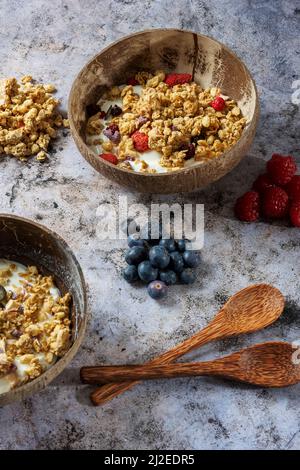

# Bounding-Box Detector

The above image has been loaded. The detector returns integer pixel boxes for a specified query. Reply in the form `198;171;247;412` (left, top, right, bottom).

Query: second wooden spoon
84;284;284;405
83;342;299;388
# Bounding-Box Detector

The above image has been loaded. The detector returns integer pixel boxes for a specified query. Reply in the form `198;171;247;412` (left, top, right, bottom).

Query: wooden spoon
86;284;284;405
82;342;299;388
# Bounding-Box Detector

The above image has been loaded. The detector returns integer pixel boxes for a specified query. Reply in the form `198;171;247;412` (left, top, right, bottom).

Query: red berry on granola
127;77;139;86
164;73;192;87
234;191;260;222
262;186;289;219
285;175;300;202
252;173;274;194
99;153;118;165
289;200;300;227
131;131;149;152
211;96;226;111
266;153;297;186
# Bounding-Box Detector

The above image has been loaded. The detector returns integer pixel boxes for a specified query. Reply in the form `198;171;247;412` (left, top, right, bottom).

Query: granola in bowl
0;259;71;394
86;71;247;173
0;76;69;162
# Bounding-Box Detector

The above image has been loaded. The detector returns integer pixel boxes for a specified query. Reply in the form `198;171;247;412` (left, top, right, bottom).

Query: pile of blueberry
122;220;200;299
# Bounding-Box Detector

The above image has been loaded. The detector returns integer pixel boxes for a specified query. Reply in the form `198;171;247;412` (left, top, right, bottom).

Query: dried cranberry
86;103;99;117
137;116;149;126
185;144;195;159
127;77;139;86
108;123;119;133
110;104;123;117
103;123;121;144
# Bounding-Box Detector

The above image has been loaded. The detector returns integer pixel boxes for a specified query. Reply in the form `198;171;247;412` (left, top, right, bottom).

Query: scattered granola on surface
0;259;71;394
86;71;247;173
0;76;69;162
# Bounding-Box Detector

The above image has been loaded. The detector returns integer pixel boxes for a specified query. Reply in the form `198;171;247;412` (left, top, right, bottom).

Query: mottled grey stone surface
0;0;300;450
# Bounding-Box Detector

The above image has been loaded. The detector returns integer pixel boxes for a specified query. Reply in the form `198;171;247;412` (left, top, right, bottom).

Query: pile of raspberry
235;153;300;227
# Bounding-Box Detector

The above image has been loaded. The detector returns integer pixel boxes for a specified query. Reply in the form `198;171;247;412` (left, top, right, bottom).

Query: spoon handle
81;357;239;384
88;318;230;405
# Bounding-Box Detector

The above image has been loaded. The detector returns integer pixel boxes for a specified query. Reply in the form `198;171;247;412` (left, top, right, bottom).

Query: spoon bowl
215;283;285;335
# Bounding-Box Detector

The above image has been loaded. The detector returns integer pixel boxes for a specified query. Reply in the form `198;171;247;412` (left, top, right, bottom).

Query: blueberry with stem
148;280;167;299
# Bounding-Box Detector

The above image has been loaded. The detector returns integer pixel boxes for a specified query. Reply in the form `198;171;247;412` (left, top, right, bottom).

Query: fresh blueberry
159;270;177;285
182;250;200;268
120;217;140;236
147;280;167;299
149;246;170;269
159;238;176;252
180;269;196;284
127;233;145;248
169;251;184;273
125;246;147;265
110;104;123;117
176;239;186;252
138;261;158;283
122;265;139;283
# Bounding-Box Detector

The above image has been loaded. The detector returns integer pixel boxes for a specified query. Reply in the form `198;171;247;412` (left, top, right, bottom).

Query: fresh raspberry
289;201;300;227
252;173;274;194
266;153;297;185
234;191;260;222
262;187;289;219
164;73;192;87
285;175;300;202
99;153;118;165
99;111;106;119
131;131;149;152
127;77;139;86
210;96;226;111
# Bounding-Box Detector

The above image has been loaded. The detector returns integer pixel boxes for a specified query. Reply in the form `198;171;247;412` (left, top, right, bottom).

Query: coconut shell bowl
0;214;87;406
68;29;259;194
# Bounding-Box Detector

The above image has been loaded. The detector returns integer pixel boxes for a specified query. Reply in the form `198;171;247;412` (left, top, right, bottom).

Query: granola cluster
0;76;69;162
86;71;246;172
0;262;71;389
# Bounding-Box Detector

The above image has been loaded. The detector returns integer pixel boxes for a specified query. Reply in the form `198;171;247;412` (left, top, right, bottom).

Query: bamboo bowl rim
0;213;88;406
68;28;259;179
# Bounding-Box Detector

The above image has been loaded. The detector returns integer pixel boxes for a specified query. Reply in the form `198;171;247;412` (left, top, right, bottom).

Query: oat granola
86;71;247;173
0;259;71;393
0;76;69;162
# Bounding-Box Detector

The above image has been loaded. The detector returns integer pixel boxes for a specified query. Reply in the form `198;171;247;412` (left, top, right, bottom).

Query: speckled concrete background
0;0;300;450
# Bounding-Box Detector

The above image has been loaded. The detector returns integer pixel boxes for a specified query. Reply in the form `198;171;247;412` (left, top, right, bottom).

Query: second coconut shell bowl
0;214;87;406
69;29;259;194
